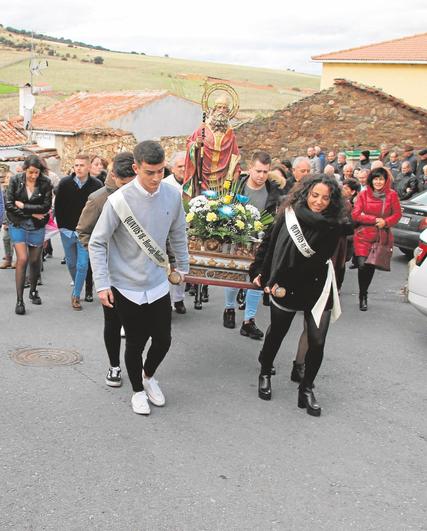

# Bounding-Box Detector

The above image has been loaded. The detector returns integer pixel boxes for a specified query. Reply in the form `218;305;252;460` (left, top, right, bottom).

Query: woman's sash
284;207;341;326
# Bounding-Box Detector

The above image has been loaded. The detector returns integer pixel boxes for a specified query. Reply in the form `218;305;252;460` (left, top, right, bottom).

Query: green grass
0;81;18;94
0;26;320;118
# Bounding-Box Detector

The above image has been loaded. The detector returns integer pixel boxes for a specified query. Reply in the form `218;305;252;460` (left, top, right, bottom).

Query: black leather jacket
6;173;53;228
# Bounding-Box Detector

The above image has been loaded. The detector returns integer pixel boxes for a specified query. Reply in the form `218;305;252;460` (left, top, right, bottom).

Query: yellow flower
223;195;233;204
206;212;218;222
236;204;245;213
223;180;231;190
254;221;264;231
186;212;195;222
235;219;245;230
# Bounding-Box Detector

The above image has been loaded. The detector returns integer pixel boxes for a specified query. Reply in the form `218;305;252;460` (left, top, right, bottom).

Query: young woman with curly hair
250;175;349;416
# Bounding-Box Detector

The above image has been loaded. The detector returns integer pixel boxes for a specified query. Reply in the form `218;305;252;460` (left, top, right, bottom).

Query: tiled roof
333;78;427;118
312;33;427;63
0;120;27;147
31;90;170;133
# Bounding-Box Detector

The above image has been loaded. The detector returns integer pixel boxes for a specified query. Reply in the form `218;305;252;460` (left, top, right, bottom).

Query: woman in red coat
352;167;401;311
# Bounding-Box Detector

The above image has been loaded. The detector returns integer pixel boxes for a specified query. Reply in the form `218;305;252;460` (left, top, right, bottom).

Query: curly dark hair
367;167;389;189
278;174;346;221
22;155;46;174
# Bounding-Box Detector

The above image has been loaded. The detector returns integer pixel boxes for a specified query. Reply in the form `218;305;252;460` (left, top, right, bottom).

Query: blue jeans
60;231;89;297
224;288;262;321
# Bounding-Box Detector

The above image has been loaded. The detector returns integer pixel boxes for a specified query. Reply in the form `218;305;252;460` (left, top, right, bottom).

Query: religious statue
183;83;241;197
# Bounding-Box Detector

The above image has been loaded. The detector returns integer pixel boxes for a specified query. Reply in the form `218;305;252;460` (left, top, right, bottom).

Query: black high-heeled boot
15;299;26;315
258;374;271;400
359;293;368;311
298;385;321;416
290;361;305;382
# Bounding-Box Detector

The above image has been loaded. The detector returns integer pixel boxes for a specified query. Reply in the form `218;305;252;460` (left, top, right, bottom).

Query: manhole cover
10;348;82;367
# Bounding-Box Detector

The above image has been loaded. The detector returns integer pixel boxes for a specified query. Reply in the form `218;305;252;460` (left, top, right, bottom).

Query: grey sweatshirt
89;179;189;293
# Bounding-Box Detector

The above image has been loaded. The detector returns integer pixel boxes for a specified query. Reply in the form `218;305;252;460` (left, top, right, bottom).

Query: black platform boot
258;374;271;400
359;293;368;311
298;385;321;416
15;299;26;315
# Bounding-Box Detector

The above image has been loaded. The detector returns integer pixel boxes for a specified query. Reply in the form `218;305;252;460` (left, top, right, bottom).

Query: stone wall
235;79;427;167
160;135;187;163
60;129;136;173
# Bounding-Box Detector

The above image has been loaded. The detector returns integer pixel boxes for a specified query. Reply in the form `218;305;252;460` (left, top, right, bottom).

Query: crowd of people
1;139;426;418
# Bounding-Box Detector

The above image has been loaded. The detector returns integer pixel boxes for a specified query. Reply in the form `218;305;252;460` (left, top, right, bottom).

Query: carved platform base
184;247;260;289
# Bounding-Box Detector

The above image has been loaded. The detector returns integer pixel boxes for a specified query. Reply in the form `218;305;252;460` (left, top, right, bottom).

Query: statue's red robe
183;123;240;197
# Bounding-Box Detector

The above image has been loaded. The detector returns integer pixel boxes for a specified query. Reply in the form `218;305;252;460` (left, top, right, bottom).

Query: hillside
0;25;320;121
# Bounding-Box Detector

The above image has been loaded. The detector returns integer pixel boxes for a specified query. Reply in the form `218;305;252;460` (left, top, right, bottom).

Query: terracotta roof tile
312;32;427;63
0;121;28;147
31;90;170;133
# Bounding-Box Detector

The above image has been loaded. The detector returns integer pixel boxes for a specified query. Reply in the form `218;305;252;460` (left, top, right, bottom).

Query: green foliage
0;82;18;94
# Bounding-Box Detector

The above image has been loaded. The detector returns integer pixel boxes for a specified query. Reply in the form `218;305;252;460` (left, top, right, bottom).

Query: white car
408;228;427;317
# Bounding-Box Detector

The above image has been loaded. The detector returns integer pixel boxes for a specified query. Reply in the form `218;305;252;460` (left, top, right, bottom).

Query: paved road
0;240;426;530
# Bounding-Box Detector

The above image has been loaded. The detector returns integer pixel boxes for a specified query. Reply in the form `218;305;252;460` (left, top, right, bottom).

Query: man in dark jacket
416;149;427;179
394;161;422;200
55;153;102;310
402;145;417;175
223;150;280;339
385;151;401;178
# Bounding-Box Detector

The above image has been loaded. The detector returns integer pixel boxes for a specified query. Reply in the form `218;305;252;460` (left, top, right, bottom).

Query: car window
411;191;427;205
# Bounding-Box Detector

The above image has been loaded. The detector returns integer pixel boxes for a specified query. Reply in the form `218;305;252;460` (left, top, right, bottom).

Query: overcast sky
1;0;426;74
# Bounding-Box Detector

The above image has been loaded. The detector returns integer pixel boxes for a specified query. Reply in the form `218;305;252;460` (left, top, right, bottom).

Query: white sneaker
131;391;151;415
143;376;165;406
120;326;126;338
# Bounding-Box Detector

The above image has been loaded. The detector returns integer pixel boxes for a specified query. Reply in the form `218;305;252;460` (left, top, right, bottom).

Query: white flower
245;204;261;220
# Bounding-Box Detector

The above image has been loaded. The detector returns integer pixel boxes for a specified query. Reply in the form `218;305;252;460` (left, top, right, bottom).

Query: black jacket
5;173;53;228
238;174;281;215
250;208;346;311
55;174;102;230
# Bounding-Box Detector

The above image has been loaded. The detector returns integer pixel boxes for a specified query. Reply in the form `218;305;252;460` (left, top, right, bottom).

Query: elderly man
326;150;337;169
416;149;427;178
183;96;240;196
336;152;347;178
394;161;422;200
342;163;354;181
385;151;401;178
285;156;311;192
402;145;417;174
379;143;390;164
163;151;187;314
306;146;321;176
356;169;369;191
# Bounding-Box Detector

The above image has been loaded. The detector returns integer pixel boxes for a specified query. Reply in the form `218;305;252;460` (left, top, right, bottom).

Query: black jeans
112;289;172;392
102;304;122;368
259;304;331;387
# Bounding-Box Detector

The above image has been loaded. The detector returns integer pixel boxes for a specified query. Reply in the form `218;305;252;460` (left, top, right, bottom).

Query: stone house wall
235;79;427;166
60;129;136;173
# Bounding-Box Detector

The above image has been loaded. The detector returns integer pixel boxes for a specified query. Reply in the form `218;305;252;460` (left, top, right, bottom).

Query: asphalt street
0;239;426;530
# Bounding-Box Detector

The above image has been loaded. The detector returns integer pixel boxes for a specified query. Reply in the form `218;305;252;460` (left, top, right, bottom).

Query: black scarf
266;205;341;287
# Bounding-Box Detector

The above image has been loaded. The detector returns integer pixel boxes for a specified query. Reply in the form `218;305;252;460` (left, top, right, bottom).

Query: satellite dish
23;93;36;110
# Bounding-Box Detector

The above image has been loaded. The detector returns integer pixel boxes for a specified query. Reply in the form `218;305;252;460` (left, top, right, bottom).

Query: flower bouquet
184;181;274;288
